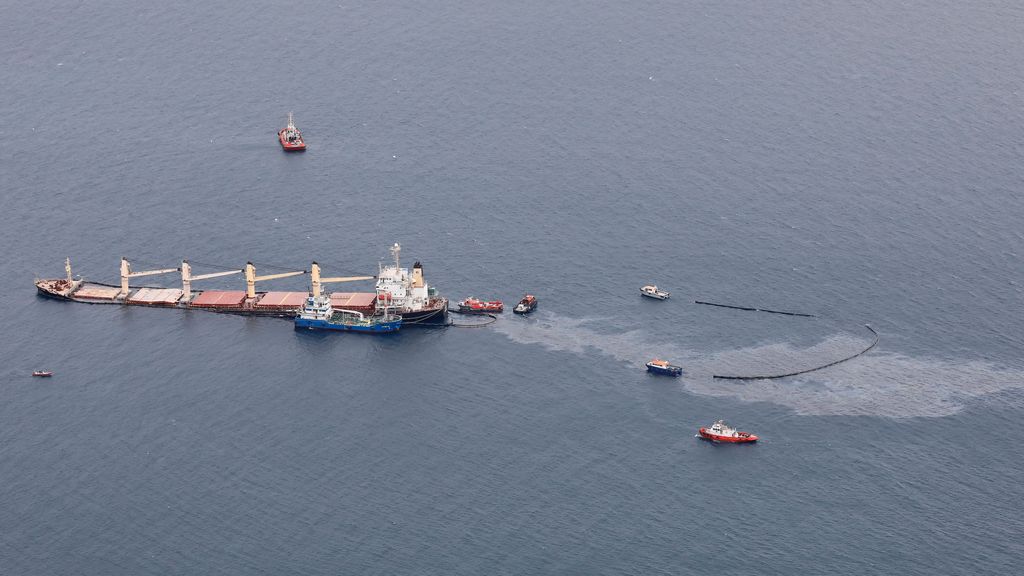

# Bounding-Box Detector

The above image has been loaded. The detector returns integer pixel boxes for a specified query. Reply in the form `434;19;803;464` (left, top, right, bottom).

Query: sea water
1;1;1022;574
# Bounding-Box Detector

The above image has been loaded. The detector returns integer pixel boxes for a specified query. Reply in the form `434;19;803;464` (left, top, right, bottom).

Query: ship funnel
412;261;424;288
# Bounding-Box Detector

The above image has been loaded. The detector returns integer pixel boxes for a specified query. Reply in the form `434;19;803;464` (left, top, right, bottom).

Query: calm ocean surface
2;1;1023;574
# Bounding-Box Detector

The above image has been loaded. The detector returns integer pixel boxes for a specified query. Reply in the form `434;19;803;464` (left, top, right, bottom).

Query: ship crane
120;257;179;297
309;262;374;298
244;262;305;299
180;260;243;302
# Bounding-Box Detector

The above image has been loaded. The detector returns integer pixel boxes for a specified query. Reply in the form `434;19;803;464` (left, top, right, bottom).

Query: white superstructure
707;420;740;438
640;285;670;300
282;112;301;141
299;295;334;321
376;243;434;313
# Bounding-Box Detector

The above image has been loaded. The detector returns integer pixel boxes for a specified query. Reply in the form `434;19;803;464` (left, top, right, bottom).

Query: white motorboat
640;285;670;300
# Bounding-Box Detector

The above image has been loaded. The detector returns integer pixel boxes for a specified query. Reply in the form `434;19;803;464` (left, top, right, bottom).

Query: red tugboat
278;112;306;151
698;420;758;443
457;297;503;314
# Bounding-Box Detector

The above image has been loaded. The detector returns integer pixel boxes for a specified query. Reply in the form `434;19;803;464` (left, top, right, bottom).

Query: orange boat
278;112;306;151
457;297;503;314
698;420;758;443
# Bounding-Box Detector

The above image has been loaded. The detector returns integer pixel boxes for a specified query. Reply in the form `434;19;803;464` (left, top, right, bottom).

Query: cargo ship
278;112;306;151
35;244;449;326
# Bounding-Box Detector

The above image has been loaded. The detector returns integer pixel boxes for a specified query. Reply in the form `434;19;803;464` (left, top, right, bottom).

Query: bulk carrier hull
35;279;449;324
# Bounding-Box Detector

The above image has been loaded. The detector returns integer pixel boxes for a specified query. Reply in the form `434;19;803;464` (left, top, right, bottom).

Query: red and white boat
457;297;503;314
698;420;758;443
278;112;306;151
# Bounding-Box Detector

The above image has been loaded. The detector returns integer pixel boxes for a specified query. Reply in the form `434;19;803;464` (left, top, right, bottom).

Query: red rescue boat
278;112;306;151
698;420;758;443
457;297;503;314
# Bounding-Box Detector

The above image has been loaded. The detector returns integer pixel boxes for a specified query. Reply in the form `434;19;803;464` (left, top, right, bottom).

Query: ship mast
391;243;401;269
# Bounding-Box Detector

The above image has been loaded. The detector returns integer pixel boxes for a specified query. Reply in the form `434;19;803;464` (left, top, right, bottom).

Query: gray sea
2;1;1023;574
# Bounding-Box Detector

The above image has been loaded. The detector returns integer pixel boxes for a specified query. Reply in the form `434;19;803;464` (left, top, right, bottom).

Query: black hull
398;302;449;326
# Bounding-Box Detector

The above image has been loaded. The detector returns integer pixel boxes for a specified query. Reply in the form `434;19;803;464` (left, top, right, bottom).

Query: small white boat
640;285;670;300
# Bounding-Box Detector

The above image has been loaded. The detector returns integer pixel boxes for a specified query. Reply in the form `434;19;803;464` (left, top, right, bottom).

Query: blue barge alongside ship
294;296;402;333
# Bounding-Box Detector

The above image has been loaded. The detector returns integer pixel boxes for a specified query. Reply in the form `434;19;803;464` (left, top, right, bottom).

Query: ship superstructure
374;243;448;325
278;112;306;151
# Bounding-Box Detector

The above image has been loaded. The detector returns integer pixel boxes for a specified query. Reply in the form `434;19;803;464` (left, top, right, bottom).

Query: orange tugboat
278;112;306;151
457;297;503;314
698;420;758;443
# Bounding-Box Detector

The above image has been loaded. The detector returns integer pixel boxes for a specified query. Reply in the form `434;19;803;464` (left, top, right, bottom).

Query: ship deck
45;281;382;313
128;287;184;306
330;292;377;311
190;290;247;308
255;291;308;309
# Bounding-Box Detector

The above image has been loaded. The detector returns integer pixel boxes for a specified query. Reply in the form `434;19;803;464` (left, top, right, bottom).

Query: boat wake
493;312;1024;418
